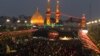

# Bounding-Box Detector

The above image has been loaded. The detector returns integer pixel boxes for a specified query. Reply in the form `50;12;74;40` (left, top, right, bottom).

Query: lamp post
6;19;10;31
24;20;28;29
16;20;21;30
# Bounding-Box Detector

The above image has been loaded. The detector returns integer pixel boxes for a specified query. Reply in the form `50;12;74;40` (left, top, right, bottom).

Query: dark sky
0;0;100;19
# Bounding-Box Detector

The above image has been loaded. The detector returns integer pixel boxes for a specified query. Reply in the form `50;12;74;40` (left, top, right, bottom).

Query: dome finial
48;0;50;2
82;14;86;19
82;14;85;17
57;0;59;4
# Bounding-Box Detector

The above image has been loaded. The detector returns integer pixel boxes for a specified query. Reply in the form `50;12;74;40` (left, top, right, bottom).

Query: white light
86;23;89;25
6;19;10;22
57;0;59;4
49;39;55;41
94;20;97;23
33;37;37;39
60;36;72;40
90;22;92;24
87;22;92;25
91;21;94;24
33;25;37;27
86;22;90;25
24;20;27;23
17;20;20;23
81;30;88;34
0;25;2;27
99;19;100;22
48;0;50;2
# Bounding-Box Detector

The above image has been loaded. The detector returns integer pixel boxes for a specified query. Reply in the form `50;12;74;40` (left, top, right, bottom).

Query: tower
55;0;60;23
46;0;51;25
81;14;86;29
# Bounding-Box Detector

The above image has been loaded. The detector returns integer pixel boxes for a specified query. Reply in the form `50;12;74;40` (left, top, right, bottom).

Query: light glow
57;0;59;4
60;36;72;40
91;21;94;24
99;19;100;22
6;19;10;22
81;30;88;34
48;0;50;2
24;20;27;23
94;20;97;23
17;20;20;23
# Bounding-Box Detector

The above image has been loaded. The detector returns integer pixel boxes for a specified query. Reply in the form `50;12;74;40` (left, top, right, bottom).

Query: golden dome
31;8;44;26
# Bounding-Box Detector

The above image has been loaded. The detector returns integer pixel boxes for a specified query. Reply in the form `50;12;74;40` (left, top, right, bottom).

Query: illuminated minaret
55;0;60;23
81;14;86;29
46;0;51;25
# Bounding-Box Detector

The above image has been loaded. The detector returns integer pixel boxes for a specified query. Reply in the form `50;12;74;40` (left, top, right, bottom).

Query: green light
26;24;32;26
51;24;55;28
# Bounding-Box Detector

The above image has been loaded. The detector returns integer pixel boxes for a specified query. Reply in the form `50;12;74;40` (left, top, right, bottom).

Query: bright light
94;20;97;23
33;25;37;28
24;20;27;23
59;36;72;40
91;21;94;24
30;20;33;24
57;0;59;4
90;22;92;24
17;20;20;23
49;39;55;41
99;19;100;22
81;30;88;34
6;19;10;22
86;22;90;25
48;0;50;2
33;37;37;39
87;22;92;25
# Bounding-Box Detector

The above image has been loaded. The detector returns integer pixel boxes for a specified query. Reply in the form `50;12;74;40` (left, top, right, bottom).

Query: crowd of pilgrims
0;36;93;56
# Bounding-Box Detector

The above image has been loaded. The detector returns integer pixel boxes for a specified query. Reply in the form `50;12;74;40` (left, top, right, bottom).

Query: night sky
0;0;100;19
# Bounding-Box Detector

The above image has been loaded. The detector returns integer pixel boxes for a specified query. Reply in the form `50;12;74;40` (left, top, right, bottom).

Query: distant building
31;8;44;26
31;0;61;26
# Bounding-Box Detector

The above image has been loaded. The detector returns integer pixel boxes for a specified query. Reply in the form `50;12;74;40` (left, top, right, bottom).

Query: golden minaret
46;0;51;25
55;0;60;23
81;14;86;29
